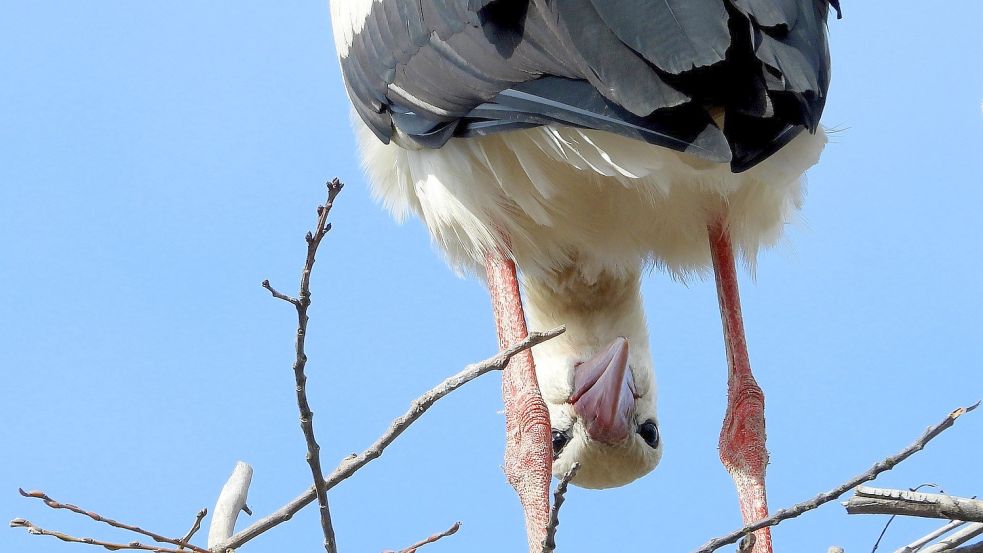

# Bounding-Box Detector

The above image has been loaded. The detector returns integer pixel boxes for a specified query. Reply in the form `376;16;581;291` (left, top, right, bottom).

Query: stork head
538;335;662;488
524;267;662;489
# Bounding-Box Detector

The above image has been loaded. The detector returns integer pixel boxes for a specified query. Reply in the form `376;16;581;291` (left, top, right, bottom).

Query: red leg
708;221;772;553
485;248;552;553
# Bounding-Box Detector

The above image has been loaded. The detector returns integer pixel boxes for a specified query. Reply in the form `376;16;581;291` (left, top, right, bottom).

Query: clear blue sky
2;3;982;552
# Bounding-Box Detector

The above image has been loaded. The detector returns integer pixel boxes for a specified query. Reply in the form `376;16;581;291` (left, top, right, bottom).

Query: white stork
329;1;839;551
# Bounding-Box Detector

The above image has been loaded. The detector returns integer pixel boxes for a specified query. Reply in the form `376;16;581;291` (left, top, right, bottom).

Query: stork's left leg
484;248;553;553
708;220;772;553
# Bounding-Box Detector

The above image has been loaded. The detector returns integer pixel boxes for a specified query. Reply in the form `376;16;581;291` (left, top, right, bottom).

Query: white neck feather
522;267;655;405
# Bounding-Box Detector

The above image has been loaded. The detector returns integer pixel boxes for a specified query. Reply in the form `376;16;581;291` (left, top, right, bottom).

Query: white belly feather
356;118;826;281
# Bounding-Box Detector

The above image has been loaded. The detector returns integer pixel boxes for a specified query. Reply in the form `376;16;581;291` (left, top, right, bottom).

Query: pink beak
569;337;636;445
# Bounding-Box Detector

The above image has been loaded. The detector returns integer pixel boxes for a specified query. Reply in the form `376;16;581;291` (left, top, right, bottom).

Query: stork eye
638;420;660;448
551;429;571;458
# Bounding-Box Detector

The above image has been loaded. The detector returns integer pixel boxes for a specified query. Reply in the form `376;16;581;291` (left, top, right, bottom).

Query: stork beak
570;337;635;445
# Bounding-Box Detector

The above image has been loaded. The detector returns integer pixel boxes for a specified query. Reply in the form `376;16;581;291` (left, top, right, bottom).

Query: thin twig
178;509;207;550
872;515;899;553
896;520;969;553
212;325;565;552
264;178;344;553
261;281;299;305
15;489;209;553
10;519;194;553
692;402;980;553
542;462;580;553
847;487;983;523
384;521;462;553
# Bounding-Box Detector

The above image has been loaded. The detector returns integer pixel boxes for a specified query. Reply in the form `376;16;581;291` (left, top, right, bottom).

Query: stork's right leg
485;248;553;553
708;221;772;553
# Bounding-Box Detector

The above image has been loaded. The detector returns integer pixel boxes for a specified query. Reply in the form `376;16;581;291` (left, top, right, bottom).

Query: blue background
3;3;982;552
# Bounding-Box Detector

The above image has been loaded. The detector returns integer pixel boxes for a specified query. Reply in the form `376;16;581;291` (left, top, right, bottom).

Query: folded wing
334;0;836;171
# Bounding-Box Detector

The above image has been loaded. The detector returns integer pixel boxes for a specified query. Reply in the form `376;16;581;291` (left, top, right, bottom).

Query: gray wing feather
588;0;730;73
336;0;837;169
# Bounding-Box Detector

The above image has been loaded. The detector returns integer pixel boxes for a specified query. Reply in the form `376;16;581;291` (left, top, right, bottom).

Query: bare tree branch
10;519;197;553
178;509;207;551
542;463;580;553
692;402;980;553
207;462;253;549
846;487;983;523
212;325;565;552
920;524;983;553
263;178;344;553
384;521;461;553
15;489;208;553
896;520;969;553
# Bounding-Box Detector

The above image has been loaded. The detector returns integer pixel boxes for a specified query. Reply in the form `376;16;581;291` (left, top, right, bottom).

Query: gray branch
263;177;344;553
896;520;970;553
920;524;983;553
951;540;983;553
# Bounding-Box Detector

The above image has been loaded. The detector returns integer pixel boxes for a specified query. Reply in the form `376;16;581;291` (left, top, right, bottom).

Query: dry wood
920;523;983;553
845;487;983;523
207;462;253;548
896;520;969;553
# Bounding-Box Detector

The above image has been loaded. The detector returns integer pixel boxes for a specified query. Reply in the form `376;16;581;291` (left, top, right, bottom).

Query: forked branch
263;178;344;553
